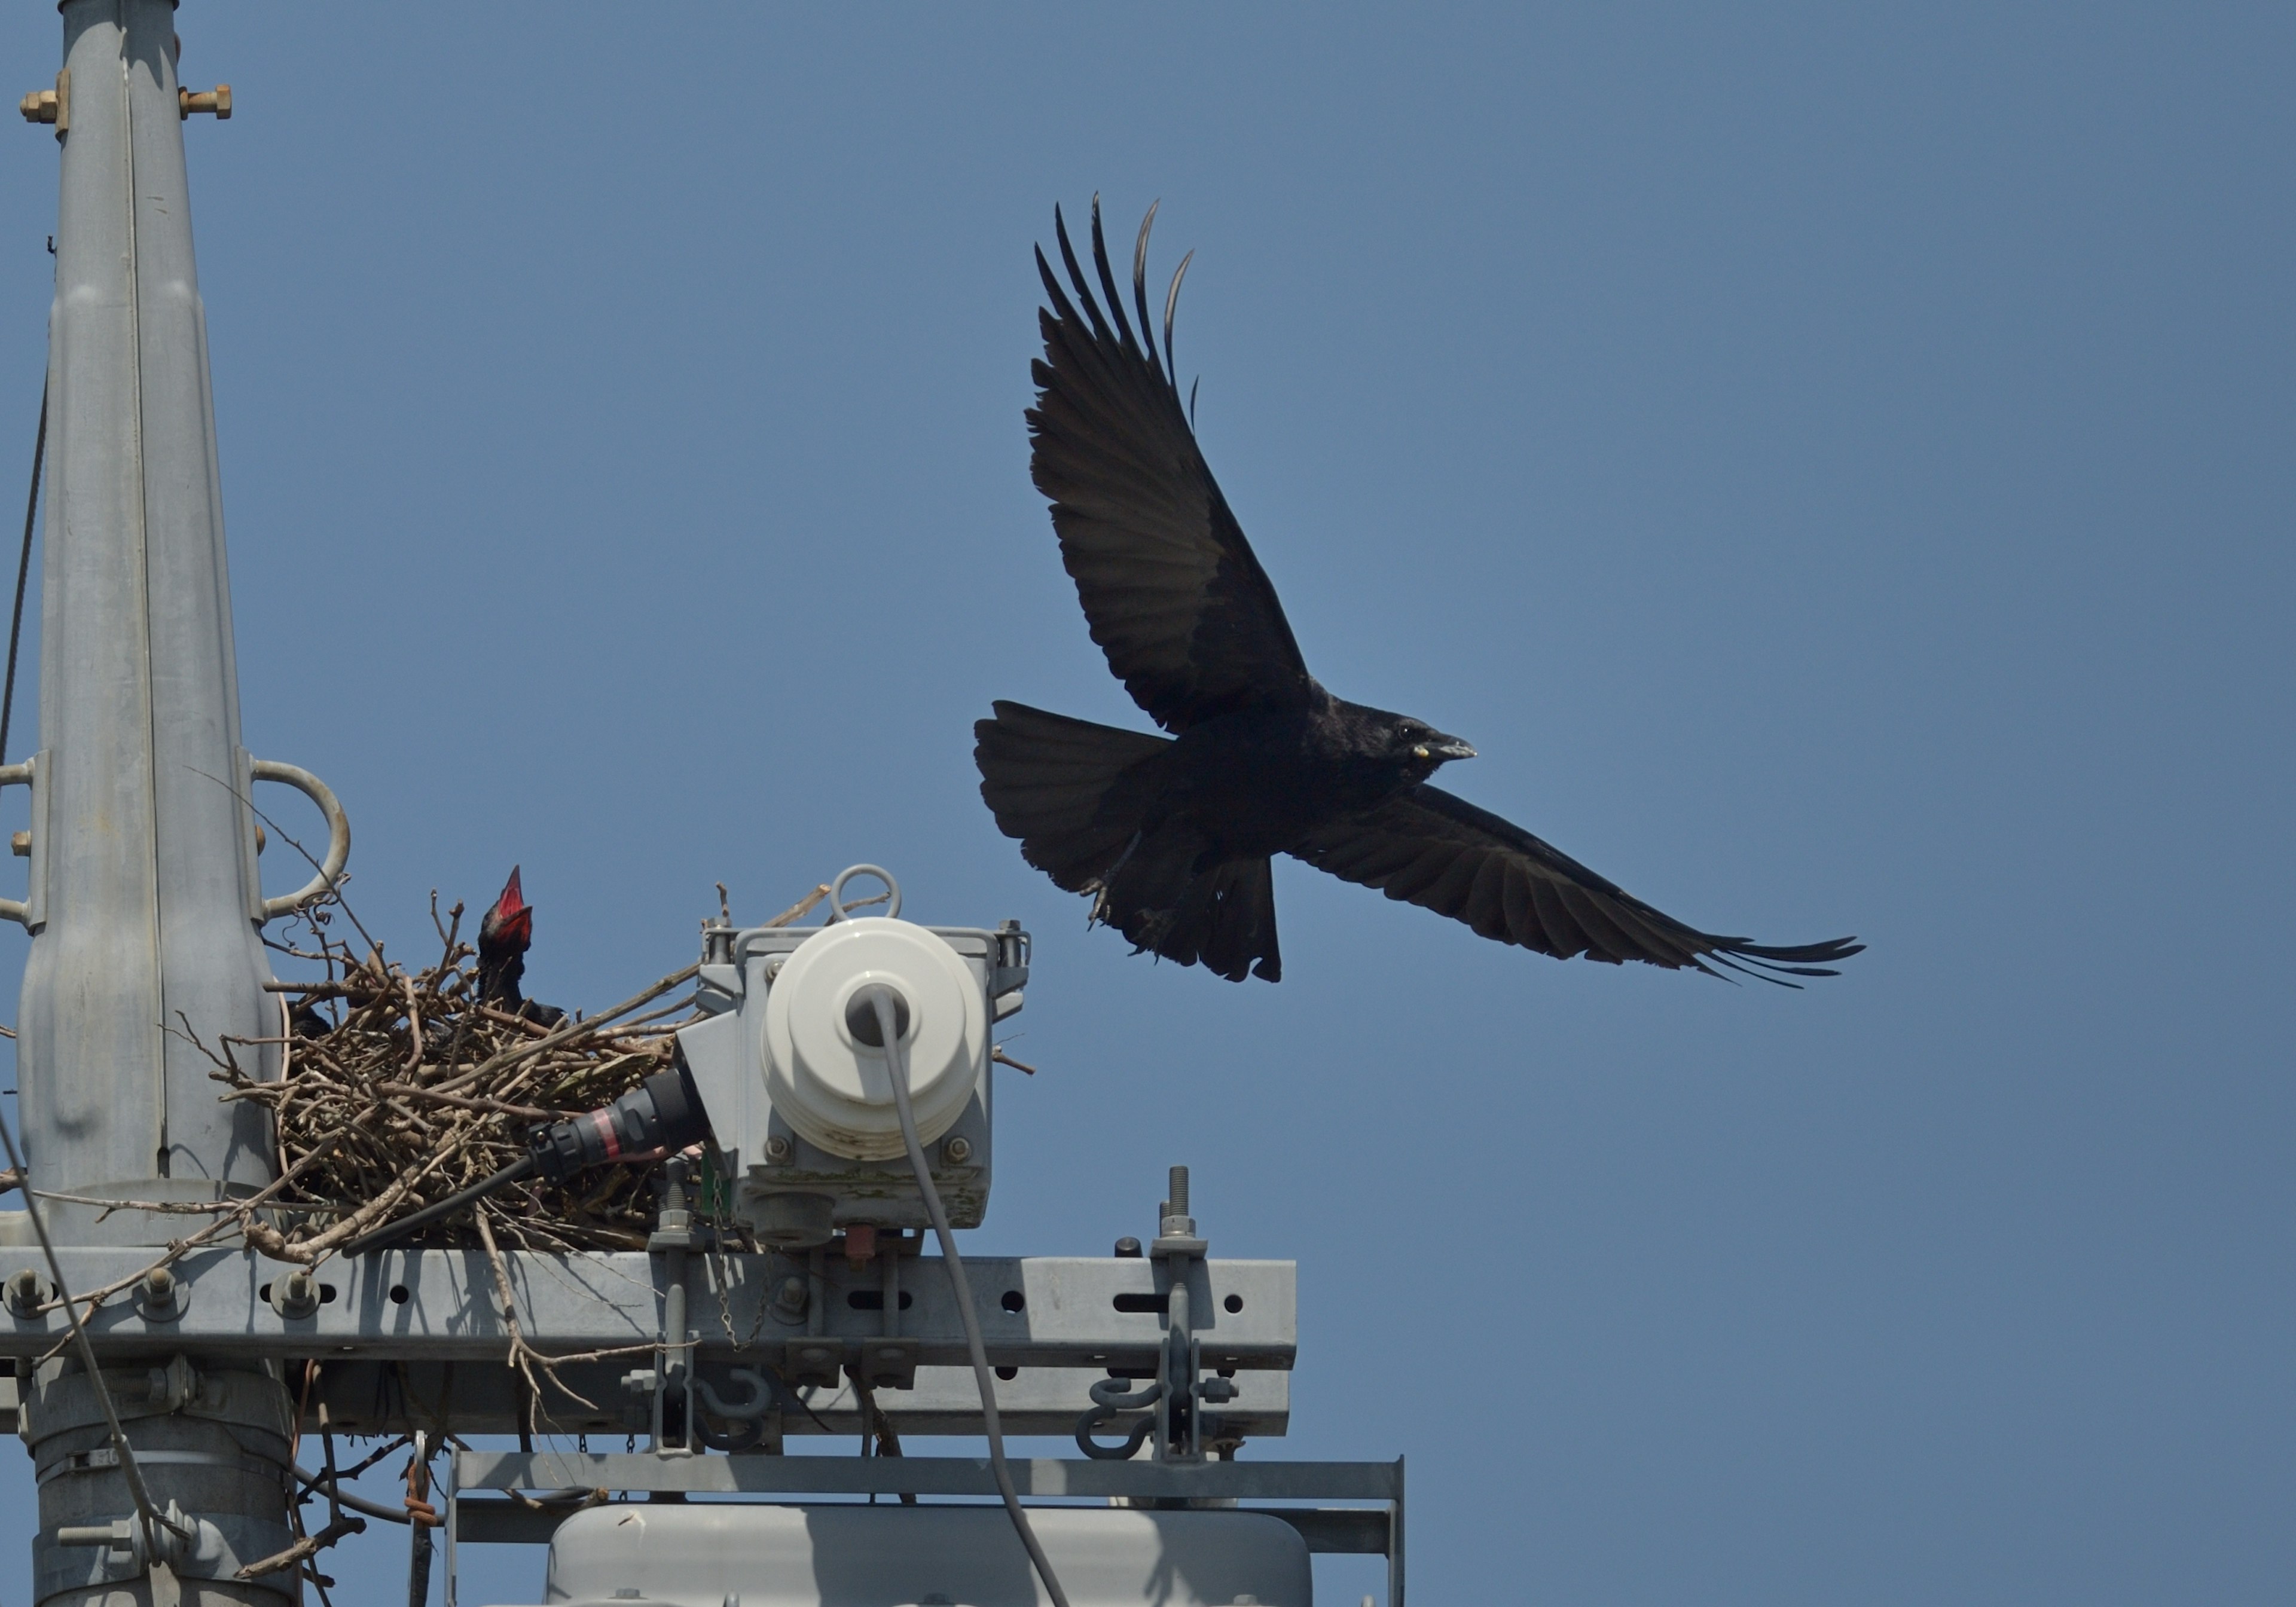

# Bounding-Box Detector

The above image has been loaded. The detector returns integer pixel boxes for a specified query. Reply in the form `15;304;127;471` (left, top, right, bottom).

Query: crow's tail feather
1103;845;1281;985
974;701;1169;893
975;701;1280;983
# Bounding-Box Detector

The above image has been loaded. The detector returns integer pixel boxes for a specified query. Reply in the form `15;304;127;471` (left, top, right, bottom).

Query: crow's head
1382;715;1477;782
477;866;533;1004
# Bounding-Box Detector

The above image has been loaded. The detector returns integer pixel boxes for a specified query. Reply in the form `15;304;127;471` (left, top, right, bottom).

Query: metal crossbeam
455;1499;1387;1554
295;1358;1289;1440
454;1450;1398;1502
0;1248;1296;1368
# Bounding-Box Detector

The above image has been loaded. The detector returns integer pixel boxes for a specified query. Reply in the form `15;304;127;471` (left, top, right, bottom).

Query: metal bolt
4;1267;42;1316
1160;1165;1198;1239
177;85;231;120
143;1267;174;1303
763;1134;792;1163
272;1268;319;1319
9;830;26;857
771;1276;808;1321
942;1135;972;1165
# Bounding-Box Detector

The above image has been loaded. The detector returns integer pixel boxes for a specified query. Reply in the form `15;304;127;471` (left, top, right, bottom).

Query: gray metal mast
11;4;343;1603
19;0;274;1240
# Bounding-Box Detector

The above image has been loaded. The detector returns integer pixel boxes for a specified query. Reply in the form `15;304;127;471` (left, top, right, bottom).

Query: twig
236;1512;365;1580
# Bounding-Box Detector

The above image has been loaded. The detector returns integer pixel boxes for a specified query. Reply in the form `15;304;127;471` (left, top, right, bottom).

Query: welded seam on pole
120;24;171;1175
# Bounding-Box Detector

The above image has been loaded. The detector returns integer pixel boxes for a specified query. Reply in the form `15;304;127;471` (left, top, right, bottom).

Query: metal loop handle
825;863;900;923
0;759;32;927
250;759;350;921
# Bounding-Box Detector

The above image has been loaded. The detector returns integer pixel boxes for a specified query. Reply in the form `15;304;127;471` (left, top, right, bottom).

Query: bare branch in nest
237;1512;366;1580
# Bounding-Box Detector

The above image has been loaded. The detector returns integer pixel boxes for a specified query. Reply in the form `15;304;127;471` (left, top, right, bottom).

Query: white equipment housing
539;1504;1311;1607
676;896;1028;1249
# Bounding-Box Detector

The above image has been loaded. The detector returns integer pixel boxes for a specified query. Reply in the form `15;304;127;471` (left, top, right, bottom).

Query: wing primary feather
1034;243;1085;331
1132;202;1167;386
1163;249;1195;382
1730;937;1864;964
1088;197;1141;356
1289;784;1858;985
1054;204;1118;349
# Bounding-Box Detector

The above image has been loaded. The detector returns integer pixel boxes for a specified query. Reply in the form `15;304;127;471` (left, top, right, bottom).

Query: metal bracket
0;758;33;926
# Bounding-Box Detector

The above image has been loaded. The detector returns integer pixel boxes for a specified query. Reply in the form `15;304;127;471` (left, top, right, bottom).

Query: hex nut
942;1135;973;1165
763;1134;792;1163
138;1266;184;1321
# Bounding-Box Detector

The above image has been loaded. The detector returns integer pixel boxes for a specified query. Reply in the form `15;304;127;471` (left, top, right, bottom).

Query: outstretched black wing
1028;199;1316;734
1293;784;1863;985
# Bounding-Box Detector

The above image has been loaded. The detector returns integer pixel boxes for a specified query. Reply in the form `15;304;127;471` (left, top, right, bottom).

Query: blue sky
0;6;2289;1604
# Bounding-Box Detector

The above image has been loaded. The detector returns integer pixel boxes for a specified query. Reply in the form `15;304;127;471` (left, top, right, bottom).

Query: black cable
866;986;1071;1607
292;1464;414;1527
1;377;45;768
339;1154;535;1259
340;1063;709;1257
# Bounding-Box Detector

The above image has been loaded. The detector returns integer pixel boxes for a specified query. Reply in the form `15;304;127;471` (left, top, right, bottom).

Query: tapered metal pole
19;0;276;1236
16;6;297;1603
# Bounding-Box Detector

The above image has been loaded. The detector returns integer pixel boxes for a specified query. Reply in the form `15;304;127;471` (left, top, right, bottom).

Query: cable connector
526;1065;709;1182
344;1065;711;1257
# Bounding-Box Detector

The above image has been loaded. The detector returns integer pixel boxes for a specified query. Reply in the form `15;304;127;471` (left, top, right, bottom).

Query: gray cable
0;386;191;1561
866;987;1071;1607
0;1107;190;1554
1;376;47;768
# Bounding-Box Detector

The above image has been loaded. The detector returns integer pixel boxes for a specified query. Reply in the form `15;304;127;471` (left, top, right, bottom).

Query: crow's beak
1419;735;1476;762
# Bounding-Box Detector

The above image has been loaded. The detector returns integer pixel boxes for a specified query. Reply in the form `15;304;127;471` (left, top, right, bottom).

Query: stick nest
204;883;818;1260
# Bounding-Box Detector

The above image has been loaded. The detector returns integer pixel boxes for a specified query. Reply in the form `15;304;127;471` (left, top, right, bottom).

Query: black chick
476;866;566;1026
974;200;1861;986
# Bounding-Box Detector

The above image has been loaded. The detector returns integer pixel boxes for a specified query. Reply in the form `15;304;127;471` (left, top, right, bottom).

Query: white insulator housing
761;917;987;1160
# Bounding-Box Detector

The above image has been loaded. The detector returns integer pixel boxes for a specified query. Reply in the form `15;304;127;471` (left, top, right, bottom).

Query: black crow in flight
975;200;1861;986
